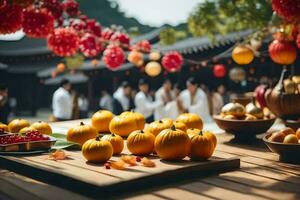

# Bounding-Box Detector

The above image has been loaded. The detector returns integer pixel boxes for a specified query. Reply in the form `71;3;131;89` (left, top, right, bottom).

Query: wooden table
0;120;299;200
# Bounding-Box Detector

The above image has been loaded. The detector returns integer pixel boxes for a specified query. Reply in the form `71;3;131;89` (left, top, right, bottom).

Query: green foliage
159;28;187;45
188;0;273;37
64;53;84;69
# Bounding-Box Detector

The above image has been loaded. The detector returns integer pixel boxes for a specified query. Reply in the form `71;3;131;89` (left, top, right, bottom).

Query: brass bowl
213;115;276;142
263;133;300;164
230;93;253;107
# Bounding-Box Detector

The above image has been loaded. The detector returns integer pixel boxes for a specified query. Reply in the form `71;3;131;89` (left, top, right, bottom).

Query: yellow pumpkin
189;130;215;160
127;130;155;156
154;126;191;160
8;119;30;133
187;128;217;148
0;123;9;133
174;121;187;132
19;127;37;134
91;110;114;133
232;45;254;65
30;121;52;135
101;133;124;155
67;122;98;145
109;111;145;137
82;136;113;163
176;113;203;130
146;118;173;136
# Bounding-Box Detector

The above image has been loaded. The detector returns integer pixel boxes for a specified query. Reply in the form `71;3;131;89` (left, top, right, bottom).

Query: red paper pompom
85;19;102;37
79;33;103;57
47;27;80;57
41;0;63;19
0;4;23;34
135;40;151;53
272;0;300;20
0;0;7;9
12;0;34;8
213;64;226;78
102;45;125;70
23;8;54;38
63;0;79;17
101;28;114;40
111;32;130;46
162;51;184;72
70;18;86;36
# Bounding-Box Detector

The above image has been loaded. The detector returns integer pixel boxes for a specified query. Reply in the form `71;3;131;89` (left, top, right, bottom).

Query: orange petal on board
110;160;126;170
47;150;68;161
141;157;155;167
121;155;137;166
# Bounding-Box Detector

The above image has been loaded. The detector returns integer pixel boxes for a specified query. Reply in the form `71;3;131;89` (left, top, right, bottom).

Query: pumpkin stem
276;68;287;93
38;121;42;123
140;130;144;133
95;135;101;141
159;120;163;123
171;125;176;131
111;133;115;137
199;130;203;136
80;122;85;126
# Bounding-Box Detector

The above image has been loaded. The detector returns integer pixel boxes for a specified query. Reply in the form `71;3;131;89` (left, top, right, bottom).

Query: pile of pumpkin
218;102;275;120
66;110;217;164
268;127;300;144
0;119;52;135
282;76;300;94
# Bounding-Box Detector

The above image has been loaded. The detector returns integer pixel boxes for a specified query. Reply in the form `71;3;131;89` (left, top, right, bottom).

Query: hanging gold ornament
149;51;161;61
232;45;254;65
145;61;161;77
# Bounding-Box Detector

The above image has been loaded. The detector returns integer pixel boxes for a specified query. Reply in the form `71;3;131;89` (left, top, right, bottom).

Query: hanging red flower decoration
63;0;79;17
41;0;63;19
272;0;300;20
70;18;87;36
0;0;7;9
135;40;151;53
0;4;23;34
101;28;114;40
47;27;80;57
85;19;102;37
297;33;300;49
102;45;125;70
213;64;226;78
162;51;184;72
12;0;34;8
111;32;130;46
79;33;103;58
23;8;54;38
268;39;297;65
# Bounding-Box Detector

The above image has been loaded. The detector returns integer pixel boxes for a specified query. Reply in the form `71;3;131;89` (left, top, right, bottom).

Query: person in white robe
112;81;134;114
178;77;212;123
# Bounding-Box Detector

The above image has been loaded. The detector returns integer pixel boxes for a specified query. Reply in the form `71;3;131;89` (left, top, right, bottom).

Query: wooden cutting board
0;149;240;199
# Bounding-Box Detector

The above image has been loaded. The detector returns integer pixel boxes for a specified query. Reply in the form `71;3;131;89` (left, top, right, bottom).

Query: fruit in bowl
221;103;245;118
268;128;300;144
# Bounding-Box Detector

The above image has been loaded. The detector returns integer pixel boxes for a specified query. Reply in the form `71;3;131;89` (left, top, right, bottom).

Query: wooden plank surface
0;120;299;200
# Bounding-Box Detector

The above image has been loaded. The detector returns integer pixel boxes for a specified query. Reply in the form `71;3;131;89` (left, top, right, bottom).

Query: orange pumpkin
110;111;145;137
127;130;155;156
0;123;9;133
187;128;217;148
232;45;254;65
189;130;215;160
19;126;37;134
67;122;98;145
31;121;52;135
296;128;300;139
268;40;297;65
146;119;173;136
101;133;124;155
154;126;191;160
91;110;114;133
82;136;113;163
176;113;203;130
173;121;187;132
8;119;30;133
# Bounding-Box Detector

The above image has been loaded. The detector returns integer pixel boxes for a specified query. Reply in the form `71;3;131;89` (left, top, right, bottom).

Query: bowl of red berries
0;130;56;153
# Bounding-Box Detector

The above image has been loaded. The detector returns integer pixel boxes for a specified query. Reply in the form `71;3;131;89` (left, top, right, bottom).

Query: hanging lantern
149;51;161;61
64;53;84;69
232;45;254;65
0;4;23;34
47;27;80;57
213;64;226;78
128;50;144;67
135;40;151;53
22;8;54;38
56;63;66;72
272;0;300;20
268;39;297;65
162;51;183;72
102;45;125;70
145;61;161;77
229;67;246;82
79;33;103;57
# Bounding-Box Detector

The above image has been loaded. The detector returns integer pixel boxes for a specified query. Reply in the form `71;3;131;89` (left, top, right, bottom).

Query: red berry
0;4;23;34
79;33;103;57
102;45;125;70
104;162;111;169
63;0;79;17
111;32;130;46
162;51;183;72
136;156;141;162
47;27;80;57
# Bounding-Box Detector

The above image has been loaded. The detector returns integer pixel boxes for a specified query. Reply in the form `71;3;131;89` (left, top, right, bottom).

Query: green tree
159;28;187;45
188;0;273;38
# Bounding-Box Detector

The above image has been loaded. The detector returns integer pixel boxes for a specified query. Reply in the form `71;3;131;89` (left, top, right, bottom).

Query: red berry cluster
102;45;125;70
79;33;104;57
111;32;130;46
62;0;79;17
0;4;23;34
134;40;151;53
162;51;184;72
41;0;63;19
0;131;50;145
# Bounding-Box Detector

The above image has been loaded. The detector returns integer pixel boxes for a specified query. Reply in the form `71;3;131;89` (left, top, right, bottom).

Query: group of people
52;78;227;123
